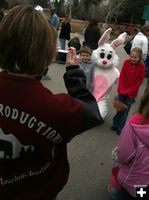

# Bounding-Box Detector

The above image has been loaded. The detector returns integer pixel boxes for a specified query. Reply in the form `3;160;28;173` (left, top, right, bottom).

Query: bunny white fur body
91;28;127;119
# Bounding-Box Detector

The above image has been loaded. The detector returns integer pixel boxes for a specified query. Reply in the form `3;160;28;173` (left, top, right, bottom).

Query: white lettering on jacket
0;162;51;185
0;104;63;143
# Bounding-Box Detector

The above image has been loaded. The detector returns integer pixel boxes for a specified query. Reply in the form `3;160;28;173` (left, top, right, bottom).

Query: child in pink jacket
109;87;149;199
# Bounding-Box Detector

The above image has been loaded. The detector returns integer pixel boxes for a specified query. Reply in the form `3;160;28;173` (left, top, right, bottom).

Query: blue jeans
59;38;66;50
112;94;133;132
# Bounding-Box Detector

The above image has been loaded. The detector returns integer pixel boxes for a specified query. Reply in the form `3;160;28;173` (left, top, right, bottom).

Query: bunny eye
107;54;112;60
100;52;105;58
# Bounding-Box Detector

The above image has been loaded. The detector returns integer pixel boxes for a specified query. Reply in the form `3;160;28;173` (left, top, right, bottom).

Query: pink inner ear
98;28;112;46
111;32;127;49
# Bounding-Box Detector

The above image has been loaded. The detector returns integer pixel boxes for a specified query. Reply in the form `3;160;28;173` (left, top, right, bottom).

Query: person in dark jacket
84;18;101;50
0;5;103;200
59;14;71;50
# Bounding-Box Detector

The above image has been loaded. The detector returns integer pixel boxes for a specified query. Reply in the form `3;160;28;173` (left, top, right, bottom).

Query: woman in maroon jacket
0;5;103;200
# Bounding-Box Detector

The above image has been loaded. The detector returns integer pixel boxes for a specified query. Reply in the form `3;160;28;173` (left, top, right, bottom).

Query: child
109;86;149;199
68;36;81;54
111;47;145;135
79;46;94;91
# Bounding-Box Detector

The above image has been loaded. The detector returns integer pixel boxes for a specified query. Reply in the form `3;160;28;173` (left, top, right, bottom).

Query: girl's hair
79;46;91;55
138;85;149;122
130;47;143;63
0;4;57;75
88;18;98;27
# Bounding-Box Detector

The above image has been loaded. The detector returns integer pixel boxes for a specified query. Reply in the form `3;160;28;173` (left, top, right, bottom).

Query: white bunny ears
98;28;127;49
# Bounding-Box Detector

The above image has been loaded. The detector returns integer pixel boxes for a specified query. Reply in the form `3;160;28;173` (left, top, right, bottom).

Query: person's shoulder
133;32;141;39
123;59;130;64
135;61;145;70
91;25;99;30
138;32;148;39
139;61;145;67
85;26;91;31
121;59;131;70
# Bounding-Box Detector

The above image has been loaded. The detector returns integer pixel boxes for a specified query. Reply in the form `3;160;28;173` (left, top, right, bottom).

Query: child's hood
131;123;149;148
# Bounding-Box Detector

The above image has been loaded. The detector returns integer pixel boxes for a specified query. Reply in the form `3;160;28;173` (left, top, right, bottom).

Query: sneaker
110;126;117;131
42;75;51;80
116;130;121;135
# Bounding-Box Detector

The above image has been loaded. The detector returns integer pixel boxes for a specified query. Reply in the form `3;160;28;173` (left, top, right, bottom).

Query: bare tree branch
105;0;129;23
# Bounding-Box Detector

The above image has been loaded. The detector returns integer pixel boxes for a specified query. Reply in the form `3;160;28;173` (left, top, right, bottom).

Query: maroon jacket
0;65;103;200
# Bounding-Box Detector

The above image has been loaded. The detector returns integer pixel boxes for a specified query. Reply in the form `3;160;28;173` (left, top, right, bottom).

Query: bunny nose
102;60;107;65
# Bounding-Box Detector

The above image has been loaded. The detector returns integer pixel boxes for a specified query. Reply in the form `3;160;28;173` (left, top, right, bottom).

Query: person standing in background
50;8;59;30
84;18;101;51
131;25;149;60
59;14;71;50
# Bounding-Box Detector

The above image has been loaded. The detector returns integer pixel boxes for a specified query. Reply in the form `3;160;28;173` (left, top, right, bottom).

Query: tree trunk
130;13;134;25
114;12;118;24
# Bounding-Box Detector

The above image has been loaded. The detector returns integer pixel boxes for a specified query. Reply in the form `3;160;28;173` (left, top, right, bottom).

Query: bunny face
91;44;119;69
91;28;127;69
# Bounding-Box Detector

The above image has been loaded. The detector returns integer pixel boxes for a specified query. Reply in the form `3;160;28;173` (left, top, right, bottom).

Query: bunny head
91;28;127;69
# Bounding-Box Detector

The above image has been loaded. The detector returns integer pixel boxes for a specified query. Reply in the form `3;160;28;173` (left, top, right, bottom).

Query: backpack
123;36;135;55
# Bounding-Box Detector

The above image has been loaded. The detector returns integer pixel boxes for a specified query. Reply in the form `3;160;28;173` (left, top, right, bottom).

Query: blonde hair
130;47;143;63
0;4;57;75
